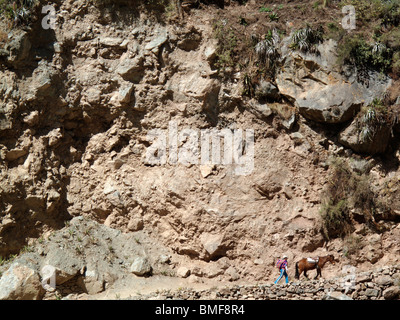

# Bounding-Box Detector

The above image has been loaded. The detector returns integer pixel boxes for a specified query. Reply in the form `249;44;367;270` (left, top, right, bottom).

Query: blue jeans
274;268;288;284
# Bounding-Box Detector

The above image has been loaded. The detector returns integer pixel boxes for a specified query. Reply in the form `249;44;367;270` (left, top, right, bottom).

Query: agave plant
290;25;323;53
362;107;377;123
358;99;388;142
372;42;387;55
3;0;37;26
255;28;280;67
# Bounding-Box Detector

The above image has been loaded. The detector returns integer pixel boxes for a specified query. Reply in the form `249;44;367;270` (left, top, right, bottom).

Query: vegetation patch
212;20;238;74
337;0;400;78
0;0;37;27
355;98;399;143
337;35;393;74
290;24;324;53
320;157;385;239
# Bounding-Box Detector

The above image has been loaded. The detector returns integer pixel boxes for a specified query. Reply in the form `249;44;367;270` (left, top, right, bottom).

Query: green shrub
381;28;400;50
0;0;37;27
320;199;351;239
337;34;393;73
320;157;382;239
343;235;363;257
341;0;400;27
268;12;279;21
213;21;238;72
259;7;272;13
0;0;37;26
320;158;353;238
392;51;400;75
356;98;391;143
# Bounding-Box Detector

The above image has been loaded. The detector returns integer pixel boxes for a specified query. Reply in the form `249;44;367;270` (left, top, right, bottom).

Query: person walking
274;255;289;284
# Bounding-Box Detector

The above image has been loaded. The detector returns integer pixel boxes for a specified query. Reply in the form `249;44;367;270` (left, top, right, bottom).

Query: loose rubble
122;265;400;301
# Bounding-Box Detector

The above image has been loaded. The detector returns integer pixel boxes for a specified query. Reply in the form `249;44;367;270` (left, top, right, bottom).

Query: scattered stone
23;111;39;126
281;113;296;130
364;288;380;297
324;291;352;300
176;267;191;278
199;164;214;178
130;257;152;276
247;100;273;119
383;286;400;300
6;148;27;161
99;37;124;47
374;275;393;286
199;233;224;259
255;80;280;101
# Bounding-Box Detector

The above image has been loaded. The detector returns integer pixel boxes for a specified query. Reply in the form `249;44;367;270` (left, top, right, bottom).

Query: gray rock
364;288;380;297
276;38;391;124
28;62;57;98
383;286;400;300
0;112;12;131
357;272;372;283
323;291;353;300
5;148;28;161
84;87;102;105
199;233;224;259
119;82;134;104
339;118;391;155
282;113;296;130
255;80;280;101
116;56;145;83
130;257;152;276
4;30;31;68
23;111;39;126
0;262;43;300
145;30;168;53
374;275;394;286
253;169;288;199
204;40;218;63
290;132;304;142
247;100;273;119
99;37;124;47
78;269;105;295
225;266;240;281
296;82;363;123
43;247;84;285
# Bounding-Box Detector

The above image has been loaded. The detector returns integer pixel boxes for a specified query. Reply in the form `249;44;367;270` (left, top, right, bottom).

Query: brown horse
295;255;335;280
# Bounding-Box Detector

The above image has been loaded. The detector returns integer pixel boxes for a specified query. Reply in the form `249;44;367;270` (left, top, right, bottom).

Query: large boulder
0;262;43;300
295;81;363;123
383;286;400;300
276;39;391;124
4;30;31;68
338;118;391;154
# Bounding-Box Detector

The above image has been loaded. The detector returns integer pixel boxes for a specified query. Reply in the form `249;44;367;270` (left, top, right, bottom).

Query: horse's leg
297;263;304;280
304;269;309;280
314;267;319;279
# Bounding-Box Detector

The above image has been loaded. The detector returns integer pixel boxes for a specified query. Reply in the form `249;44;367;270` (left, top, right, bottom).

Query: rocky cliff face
0;0;400;299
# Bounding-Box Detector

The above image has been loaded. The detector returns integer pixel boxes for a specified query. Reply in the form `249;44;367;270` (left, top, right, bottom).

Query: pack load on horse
295;255;335;280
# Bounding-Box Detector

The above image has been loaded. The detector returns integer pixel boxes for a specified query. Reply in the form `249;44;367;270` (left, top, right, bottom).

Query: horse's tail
295;262;299;279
